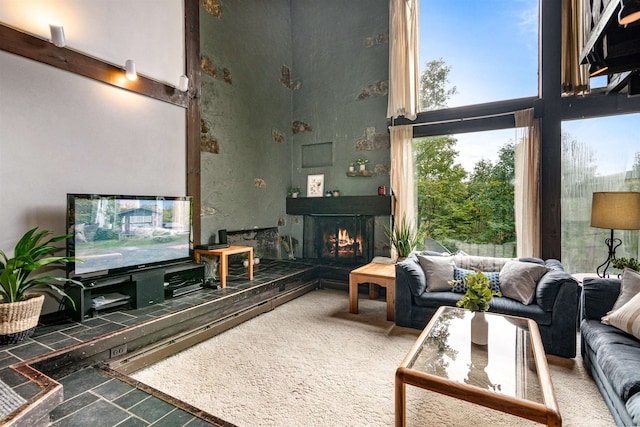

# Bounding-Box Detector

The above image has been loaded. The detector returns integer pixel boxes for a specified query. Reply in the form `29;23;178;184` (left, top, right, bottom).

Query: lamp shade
591;192;640;230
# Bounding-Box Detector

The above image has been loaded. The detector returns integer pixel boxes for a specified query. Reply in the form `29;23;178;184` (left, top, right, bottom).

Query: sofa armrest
396;256;427;296
581;277;621;321
395;256;424;327
536;269;578;312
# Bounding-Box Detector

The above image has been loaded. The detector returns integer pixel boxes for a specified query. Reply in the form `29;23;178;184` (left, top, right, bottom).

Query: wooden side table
349;262;396;321
194;245;253;288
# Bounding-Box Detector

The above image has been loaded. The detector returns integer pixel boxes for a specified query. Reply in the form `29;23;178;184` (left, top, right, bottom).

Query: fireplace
286;195;392;264
303;215;374;264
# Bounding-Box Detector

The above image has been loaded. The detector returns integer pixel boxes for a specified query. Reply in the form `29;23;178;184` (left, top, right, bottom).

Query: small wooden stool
349;262;396;321
194;245;253;288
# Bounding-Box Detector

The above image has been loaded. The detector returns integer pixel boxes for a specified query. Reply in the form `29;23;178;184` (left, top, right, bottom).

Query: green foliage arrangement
0;227;82;307
611;256;640;272
385;216;418;259
355;158;370;165
450;271;501;312
288;187;301;196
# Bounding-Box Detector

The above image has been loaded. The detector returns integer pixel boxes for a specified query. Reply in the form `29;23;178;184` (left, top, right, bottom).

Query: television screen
67;194;192;278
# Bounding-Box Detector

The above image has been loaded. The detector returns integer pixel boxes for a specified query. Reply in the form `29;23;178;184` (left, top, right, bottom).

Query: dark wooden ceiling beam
0;23;188;108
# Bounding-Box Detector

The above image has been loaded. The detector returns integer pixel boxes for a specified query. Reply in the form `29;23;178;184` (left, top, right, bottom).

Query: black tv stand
65;262;205;322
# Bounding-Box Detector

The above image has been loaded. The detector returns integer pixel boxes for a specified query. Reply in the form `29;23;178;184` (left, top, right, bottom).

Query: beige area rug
131;289;615;427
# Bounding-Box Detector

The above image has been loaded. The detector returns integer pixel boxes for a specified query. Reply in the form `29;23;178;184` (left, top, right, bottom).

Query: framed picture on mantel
307;174;324;197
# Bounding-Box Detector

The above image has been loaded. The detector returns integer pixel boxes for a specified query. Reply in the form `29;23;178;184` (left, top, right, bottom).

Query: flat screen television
66;194;193;279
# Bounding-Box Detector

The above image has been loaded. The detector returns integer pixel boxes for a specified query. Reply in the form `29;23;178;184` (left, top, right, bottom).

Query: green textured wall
290;0;390;196
199;0;390;255
199;0;293;243
289;0;390;256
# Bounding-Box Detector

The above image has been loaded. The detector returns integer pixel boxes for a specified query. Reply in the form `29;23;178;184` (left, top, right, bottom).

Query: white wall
0;0;186;313
0;0;184;85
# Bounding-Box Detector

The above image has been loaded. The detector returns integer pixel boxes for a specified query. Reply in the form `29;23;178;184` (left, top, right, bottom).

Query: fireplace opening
303;215;374;264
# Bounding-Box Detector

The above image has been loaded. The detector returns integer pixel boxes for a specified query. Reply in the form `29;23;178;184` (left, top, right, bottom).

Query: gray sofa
581;277;640;426
395;251;579;358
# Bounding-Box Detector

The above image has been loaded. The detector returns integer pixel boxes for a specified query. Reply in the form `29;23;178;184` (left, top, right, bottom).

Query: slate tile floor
0;259;326;426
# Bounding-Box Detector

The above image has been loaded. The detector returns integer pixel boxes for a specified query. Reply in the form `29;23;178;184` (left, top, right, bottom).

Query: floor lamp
590;192;640;278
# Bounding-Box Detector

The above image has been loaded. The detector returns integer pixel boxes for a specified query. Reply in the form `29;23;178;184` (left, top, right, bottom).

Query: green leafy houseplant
288;187;301;197
0;227;82;306
451;271;501;312
611;256;639;272
384;216;418;259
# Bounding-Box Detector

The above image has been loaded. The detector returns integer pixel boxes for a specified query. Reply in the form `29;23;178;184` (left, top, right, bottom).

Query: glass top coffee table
395;306;561;426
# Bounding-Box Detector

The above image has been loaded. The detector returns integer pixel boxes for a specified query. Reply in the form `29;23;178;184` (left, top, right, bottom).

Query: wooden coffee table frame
395;306;561;427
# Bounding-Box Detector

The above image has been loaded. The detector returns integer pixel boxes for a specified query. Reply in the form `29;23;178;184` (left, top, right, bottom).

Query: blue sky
418;0;639;176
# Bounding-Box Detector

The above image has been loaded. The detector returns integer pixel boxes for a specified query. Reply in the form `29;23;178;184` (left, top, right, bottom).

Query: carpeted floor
131;288;615;426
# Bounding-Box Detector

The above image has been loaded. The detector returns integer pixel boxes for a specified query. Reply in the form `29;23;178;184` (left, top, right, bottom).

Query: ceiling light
125;60;137;81
49;23;65;47
589;62;609;77
178;75;189;92
619;0;640;25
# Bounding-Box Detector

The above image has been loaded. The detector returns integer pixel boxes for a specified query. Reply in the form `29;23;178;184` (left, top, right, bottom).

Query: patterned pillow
602;290;640;340
451;267;500;293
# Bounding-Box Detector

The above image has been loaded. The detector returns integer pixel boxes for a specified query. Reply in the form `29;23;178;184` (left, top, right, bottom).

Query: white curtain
562;0;590;95
514;109;541;258
387;0;419;120
390;125;416;232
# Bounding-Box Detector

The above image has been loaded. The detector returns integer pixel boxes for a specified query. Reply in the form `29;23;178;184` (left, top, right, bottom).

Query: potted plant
348;163;355;172
384;216;418;261
332;189;340;197
611;256;639;272
253;251;261;265
288;187;301;198
0;227;82;344
355;158;370;171
450;271;501;346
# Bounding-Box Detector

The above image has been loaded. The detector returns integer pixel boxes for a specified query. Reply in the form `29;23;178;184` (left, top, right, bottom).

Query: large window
415;129;517;257
409;0;640;262
561;114;640;273
419;0;539;110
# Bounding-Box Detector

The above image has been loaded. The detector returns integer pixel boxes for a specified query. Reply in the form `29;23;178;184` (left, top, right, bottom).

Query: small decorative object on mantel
332;189;340;197
307;174;324;198
348;163;355;172
0;227;82;344
324;190;333;197
449;271;502;346
288;187;301;198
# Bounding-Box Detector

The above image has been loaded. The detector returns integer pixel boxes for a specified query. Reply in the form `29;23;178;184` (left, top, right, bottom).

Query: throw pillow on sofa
451;254;513;272
417;254;455;291
602;290;640;340
499;260;550;305
451;267;500;293
611;268;640;312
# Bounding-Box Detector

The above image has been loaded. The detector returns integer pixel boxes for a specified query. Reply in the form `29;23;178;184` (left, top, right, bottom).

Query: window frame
393;0;640;260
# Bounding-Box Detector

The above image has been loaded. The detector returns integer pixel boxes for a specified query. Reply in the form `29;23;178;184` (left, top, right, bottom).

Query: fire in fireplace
303;215;374;263
326;227;361;258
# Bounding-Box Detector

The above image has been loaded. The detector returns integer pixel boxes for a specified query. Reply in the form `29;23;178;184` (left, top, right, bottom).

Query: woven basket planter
0;294;45;345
